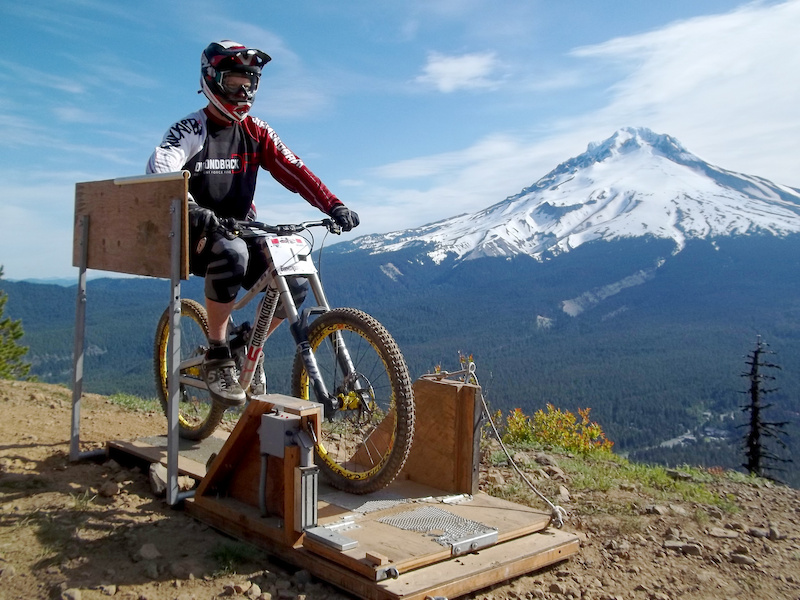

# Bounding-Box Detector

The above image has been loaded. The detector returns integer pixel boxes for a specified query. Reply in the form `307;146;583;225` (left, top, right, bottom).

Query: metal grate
378;506;496;547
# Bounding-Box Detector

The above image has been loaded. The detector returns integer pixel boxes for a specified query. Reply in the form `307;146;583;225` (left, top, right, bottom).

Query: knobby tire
154;299;226;441
291;308;415;494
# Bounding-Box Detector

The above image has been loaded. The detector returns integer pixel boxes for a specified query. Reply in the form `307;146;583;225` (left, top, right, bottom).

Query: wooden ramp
108;380;579;599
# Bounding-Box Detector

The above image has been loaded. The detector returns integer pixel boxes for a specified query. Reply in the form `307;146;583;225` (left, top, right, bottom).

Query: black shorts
191;229;308;316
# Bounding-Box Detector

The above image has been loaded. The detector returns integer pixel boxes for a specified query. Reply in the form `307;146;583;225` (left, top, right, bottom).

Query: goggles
218;71;260;96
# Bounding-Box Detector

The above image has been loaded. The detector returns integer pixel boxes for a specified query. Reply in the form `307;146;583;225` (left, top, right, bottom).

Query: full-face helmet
200;40;271;122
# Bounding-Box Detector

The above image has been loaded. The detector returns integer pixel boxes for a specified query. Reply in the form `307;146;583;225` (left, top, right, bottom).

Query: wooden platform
107;384;579;599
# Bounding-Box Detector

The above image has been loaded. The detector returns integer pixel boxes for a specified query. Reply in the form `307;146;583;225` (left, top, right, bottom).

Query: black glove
188;204;219;253
330;204;360;232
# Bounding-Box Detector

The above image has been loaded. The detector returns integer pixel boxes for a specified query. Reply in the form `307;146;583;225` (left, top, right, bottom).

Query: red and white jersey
147;108;340;219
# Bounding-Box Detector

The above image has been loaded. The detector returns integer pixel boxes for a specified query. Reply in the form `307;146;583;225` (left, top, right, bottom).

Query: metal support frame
167;196;193;505
69;216;104;462
70;171;190;505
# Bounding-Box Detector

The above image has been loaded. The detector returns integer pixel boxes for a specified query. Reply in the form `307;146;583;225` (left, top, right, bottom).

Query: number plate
266;235;317;276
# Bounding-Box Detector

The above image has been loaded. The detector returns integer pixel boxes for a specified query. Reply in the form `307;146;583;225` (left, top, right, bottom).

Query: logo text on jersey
163;118;202;148
194;156;243;174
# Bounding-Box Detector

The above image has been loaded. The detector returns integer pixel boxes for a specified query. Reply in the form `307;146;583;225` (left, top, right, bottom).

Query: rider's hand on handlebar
217;217;239;239
330;204;360;232
188;204;220;252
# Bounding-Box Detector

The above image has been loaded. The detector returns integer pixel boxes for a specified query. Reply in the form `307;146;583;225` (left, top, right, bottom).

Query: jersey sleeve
146;111;207;174
247;117;341;214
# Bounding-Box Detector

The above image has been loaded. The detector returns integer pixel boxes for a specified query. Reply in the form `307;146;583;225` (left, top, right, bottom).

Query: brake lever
323;219;342;235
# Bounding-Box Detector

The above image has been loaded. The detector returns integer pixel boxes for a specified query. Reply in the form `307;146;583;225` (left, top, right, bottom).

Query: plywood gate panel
401;377;481;494
73;172;189;278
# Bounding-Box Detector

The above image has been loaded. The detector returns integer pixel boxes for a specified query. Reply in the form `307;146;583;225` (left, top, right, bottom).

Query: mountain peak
586;127;690;162
347;128;800;264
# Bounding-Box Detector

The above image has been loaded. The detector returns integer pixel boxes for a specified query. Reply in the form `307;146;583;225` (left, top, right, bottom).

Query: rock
747;527;770;539
148;462;194;495
60;589;82;600
138;543;162;561
645;505;670;516
668;504;689;517
98;481;120;497
486;471;506;486
558;485;570;502
512;452;528;465
234;581;252;594
545;465;568;481
143;561;160;579
681;543;703;556
535;453;559;467
169;558;204;579
149;463;167;496
247;583;263;598
293;569;313;584
768;525;786;540
666;469;692;481
708;526;739;539
730;553;757;565
548;581;567;595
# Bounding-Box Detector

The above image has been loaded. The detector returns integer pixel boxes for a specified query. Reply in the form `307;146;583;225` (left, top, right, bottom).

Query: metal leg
167;197;182;505
69;215;88;461
69;216;104;462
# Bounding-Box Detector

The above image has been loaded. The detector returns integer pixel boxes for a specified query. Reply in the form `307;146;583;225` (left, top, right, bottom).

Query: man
147;40;359;406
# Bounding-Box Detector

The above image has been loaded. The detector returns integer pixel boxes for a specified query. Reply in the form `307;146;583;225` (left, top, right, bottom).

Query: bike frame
177;220;357;416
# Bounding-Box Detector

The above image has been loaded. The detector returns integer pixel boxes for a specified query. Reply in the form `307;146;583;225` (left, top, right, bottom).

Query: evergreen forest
2;233;799;486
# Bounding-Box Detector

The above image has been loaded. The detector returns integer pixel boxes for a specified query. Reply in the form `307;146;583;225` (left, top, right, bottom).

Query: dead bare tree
739;335;791;481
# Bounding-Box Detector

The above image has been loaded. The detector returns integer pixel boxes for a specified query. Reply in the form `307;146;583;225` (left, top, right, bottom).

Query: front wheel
154;299;226;441
291;308;415;494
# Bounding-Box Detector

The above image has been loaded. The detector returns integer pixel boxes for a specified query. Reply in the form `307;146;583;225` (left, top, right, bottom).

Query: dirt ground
1;379;800;600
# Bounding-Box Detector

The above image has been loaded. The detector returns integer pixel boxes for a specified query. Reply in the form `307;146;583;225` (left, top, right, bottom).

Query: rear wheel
154;299;226;441
291;308;415;494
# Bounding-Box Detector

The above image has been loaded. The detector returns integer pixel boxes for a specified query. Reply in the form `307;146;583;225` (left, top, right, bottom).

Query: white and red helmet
200;40;271;122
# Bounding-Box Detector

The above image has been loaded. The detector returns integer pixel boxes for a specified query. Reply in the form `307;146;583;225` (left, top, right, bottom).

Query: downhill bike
153;219;415;494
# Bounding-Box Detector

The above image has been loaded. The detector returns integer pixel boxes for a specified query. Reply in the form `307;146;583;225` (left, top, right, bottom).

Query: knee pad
203;235;248;303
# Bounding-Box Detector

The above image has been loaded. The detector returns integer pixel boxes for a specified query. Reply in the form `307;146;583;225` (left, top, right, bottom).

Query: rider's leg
197;234;249;406
267;317;284;337
206;298;236;343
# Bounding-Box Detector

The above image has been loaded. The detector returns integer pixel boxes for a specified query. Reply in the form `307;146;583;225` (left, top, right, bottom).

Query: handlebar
227;218;342;237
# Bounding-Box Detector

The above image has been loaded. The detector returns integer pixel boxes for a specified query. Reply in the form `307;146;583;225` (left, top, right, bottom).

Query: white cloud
353;0;800;236
566;0;800;186
415;51;502;93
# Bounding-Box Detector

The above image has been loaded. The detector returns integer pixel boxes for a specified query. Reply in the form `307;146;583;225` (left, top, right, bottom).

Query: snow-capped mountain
349;127;800;264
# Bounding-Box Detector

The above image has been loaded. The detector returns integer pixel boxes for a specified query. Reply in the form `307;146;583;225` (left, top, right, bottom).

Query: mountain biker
146;40;359;407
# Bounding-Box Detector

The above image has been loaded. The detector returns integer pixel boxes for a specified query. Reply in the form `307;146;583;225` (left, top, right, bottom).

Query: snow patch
379;263;404;281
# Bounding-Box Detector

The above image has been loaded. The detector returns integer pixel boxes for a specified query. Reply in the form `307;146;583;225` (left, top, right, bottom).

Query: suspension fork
273;273;339;417
305;274;362;391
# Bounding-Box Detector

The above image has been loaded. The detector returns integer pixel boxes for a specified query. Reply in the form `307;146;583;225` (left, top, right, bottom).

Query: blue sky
2;0;799;280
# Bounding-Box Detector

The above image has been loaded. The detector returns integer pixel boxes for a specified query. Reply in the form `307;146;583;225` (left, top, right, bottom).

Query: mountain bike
153;219;415;494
